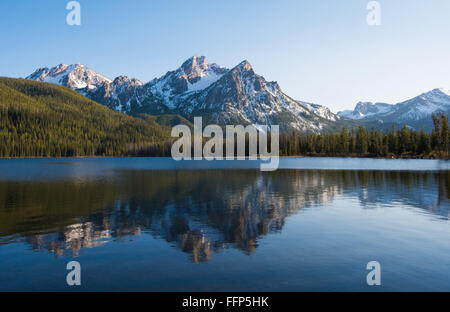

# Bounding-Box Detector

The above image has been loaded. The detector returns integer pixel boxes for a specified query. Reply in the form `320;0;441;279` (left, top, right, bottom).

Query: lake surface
0;157;449;291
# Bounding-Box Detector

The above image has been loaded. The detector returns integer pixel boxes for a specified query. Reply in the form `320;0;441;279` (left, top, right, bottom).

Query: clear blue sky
1;0;449;112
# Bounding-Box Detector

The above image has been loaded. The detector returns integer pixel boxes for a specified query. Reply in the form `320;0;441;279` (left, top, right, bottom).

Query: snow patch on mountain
187;72;223;92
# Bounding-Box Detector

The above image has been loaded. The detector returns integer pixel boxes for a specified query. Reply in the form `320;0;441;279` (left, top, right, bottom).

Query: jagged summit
181;55;210;75
112;75;143;86
235;60;252;71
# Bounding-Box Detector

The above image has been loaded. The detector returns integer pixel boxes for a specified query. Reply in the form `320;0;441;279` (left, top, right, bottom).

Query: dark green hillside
0;78;171;157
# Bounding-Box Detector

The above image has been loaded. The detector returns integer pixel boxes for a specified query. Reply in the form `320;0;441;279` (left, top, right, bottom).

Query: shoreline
0;155;447;160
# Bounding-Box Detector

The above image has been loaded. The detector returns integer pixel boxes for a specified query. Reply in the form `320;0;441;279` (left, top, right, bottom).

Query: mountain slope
0;77;170;157
27;56;341;133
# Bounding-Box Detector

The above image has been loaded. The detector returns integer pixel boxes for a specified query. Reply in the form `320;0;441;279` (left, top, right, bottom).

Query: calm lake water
0;157;449;291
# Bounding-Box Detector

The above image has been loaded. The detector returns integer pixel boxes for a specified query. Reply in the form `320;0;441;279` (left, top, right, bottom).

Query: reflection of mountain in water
0;170;448;262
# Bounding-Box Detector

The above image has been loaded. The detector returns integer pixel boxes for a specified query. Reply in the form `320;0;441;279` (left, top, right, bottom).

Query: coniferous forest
0;77;448;159
279;114;449;158
0;77;172;157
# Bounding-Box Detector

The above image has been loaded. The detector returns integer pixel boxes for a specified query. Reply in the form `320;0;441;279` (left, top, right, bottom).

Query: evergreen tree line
280;114;449;158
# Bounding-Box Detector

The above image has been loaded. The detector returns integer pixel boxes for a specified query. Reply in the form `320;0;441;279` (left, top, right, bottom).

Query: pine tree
356;126;368;155
441;114;449;155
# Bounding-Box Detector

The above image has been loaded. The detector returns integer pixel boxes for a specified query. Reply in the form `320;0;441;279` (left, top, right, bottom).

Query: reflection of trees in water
0;170;448;261
336;171;449;216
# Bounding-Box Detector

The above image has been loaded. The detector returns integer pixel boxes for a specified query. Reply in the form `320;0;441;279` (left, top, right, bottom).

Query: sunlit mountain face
1;169;448;262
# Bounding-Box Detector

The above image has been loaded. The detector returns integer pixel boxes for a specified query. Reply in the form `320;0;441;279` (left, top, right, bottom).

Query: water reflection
0;170;448;262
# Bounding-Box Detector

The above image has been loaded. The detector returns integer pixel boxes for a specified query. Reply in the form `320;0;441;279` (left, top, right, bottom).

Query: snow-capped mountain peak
146;56;229;107
338;101;393;120
236;60;253;71
421;88;450;101
180;55;216;81
27;63;112;90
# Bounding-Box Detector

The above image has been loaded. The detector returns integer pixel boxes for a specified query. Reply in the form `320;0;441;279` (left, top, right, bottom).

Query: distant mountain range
338;88;450;131
26;56;449;132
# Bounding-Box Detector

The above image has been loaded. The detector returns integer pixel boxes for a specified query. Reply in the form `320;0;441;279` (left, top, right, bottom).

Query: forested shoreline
279;114;449;159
